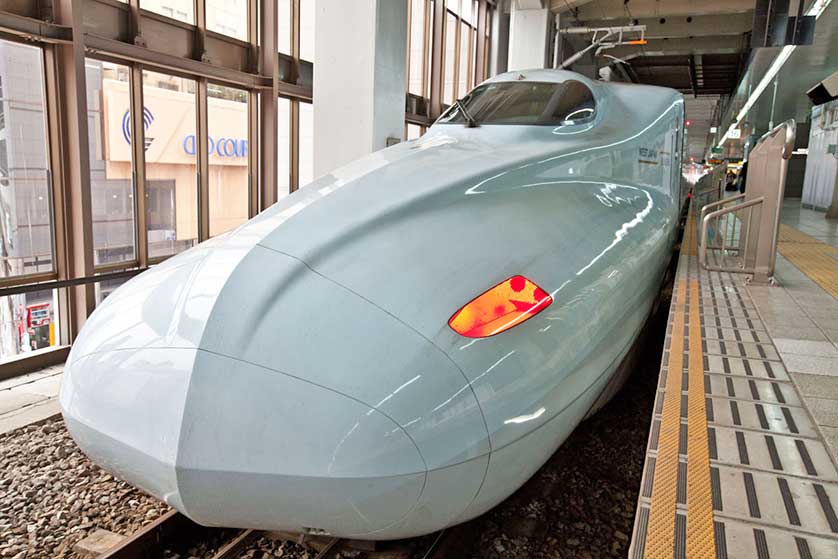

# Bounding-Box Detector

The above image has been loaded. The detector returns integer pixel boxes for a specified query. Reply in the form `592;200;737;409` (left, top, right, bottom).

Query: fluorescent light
715;0;833;150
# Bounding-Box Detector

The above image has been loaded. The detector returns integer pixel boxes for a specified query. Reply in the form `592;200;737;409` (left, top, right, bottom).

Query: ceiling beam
688;55;697;97
609;35;746;58
550;0;597;12
565;0;754;20
571;12;753;39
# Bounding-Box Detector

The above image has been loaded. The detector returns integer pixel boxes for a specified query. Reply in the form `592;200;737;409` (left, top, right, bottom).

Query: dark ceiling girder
688;55;698;98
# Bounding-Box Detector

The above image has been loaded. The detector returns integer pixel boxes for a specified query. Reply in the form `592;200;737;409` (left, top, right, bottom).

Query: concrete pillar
508;1;551;71
313;0;407;178
490;0;511;76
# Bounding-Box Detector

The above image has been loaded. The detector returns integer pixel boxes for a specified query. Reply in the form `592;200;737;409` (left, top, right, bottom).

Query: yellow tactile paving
683;209;697;256
777;224;838;298
644;278;686;559
777;224;819;244
686;278;716;558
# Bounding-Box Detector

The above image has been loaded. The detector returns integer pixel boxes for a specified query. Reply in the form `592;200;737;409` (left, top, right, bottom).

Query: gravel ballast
0;419;168;559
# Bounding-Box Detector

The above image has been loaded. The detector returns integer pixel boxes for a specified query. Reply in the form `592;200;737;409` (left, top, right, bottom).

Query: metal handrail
699;193;745;226
758;118;796;160
699;197;765;272
698;119;795;283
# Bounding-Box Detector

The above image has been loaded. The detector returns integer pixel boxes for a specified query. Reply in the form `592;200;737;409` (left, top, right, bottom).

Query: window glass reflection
207;0;248;41
141;70;199;259
0;40;54;279
277;97;291;199
444;12;457;105
143;0;194;24
407;124;423;140
298;102;314;187
86;59;136;267
208;84;249;237
408;0;426;97
0;289;60;361
278;0;292;54
300;0;315;62
458;21;470;98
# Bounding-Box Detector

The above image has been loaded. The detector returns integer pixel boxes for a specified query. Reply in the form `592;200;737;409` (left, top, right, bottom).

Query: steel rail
98;510;207;559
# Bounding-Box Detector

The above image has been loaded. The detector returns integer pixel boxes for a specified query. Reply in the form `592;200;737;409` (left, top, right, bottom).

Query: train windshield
437;80;596;127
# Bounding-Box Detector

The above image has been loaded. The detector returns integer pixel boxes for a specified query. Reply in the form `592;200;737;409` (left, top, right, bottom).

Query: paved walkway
0;364;62;435
631;201;838;558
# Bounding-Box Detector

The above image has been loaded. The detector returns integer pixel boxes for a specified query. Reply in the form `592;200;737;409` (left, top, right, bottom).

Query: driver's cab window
437;80;597;126
550;81;596;125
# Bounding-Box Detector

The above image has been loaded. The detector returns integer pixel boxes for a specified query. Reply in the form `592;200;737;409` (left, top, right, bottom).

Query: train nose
59;243;471;537
60;345;427;535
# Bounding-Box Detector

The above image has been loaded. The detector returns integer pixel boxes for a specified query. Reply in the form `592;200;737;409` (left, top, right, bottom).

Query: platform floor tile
631;207;838;558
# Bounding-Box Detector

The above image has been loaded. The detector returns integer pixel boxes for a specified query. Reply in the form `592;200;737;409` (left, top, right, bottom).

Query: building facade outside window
0;40;58;360
208;84;250;236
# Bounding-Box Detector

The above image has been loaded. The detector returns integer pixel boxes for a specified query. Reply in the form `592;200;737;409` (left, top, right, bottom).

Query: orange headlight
448;275;553;338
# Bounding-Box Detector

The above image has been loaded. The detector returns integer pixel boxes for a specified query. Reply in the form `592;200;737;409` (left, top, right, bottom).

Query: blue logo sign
121;108;155;151
121;106;247;158
182;135;248;158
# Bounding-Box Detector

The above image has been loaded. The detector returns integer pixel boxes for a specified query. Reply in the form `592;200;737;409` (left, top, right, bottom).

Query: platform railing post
750;120;795;284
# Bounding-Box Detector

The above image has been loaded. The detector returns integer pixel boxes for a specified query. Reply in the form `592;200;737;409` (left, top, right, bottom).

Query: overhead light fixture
715;0;833;150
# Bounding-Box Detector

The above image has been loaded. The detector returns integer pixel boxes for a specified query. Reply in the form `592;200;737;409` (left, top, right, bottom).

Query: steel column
129;64;149;267
196;78;210;242
475;0;488;83
429;0;445;118
53;0;95;335
259;0;279;209
194;0;208;62
42;45;70;345
127;0;144;46
246;0;259;216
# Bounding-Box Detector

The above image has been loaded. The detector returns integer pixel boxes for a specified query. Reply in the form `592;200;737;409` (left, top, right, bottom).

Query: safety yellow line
645;278;686;559
686;278;716;557
777;224;838;298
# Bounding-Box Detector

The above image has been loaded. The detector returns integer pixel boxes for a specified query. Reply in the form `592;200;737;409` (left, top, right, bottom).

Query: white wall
508;6;550;71
313;0;407;178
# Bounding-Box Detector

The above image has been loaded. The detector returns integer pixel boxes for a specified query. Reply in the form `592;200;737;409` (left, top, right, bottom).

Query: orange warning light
448;275;553;338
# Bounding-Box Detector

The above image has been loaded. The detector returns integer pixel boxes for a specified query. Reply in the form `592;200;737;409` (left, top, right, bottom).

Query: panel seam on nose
257;245;494;457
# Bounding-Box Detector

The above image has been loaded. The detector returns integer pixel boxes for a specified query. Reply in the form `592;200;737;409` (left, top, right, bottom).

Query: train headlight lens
448;275;552;338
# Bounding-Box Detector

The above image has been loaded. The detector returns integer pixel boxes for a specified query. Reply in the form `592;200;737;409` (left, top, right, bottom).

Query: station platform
0;363;62;435
630;200;838;558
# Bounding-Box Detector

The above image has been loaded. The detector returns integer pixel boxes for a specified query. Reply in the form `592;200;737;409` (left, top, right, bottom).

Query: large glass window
86;59;136;268
458;20;471;97
207;0;248;41
142;70;199;259
0;289;60;361
407;124;424;140
277;97;291;199
443;12;457;105
0;40;53;280
437;81;597;126
278;0;292;54
142;0;194;24
300;0;315;62
299;102;314;187
208;84;249;237
407;0;428;97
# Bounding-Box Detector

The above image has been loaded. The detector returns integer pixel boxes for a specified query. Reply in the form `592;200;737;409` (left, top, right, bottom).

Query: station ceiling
551;0;757;159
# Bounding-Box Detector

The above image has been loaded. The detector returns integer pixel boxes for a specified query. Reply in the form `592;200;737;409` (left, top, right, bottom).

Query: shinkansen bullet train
60;69;685;539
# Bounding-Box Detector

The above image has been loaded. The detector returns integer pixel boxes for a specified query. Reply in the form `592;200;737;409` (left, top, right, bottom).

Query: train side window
548;81;596;126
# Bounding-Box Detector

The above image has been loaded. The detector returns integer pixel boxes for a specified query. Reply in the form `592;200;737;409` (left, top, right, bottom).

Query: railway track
95;510;469;559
